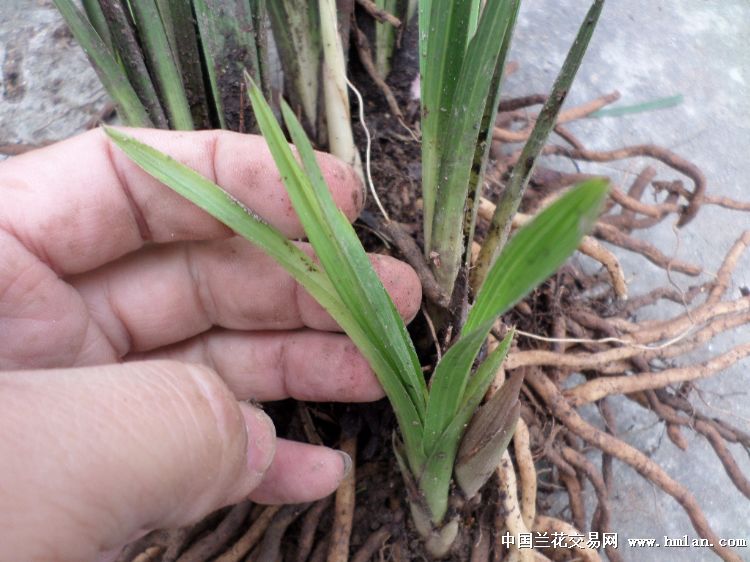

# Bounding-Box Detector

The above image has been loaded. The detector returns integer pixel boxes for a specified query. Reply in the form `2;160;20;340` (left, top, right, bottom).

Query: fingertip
370;254;423;324
317;152;365;222
248;440;346;504
238;403;277;478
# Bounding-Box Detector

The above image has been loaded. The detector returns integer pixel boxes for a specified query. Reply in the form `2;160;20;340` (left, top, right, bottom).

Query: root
131;547;163;562
214;506;280;562
176;501;253;562
566;341;750;405
254;504;310;561
525;367;743;562
594;221;702;275
512;419;537;531
327;433;357;562
493;91;621;143
351;528;391;562
496;450;535;562
352;23;404;121
296;497;333;562
560;447;622;562
355;0;402;26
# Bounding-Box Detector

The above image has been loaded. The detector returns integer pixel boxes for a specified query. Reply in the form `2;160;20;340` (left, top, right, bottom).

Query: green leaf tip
466;178;609;334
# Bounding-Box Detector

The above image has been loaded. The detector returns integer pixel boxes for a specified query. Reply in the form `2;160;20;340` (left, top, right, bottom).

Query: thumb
0;360;276;562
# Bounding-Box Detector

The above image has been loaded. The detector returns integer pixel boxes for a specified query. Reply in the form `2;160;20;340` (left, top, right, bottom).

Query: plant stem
130;0;194;129
464;0;520;270
472;0;605;289
268;0;321;137
319;0;363;179
53;0;152;127
82;0;113;50
165;0;211;128
99;0;168;128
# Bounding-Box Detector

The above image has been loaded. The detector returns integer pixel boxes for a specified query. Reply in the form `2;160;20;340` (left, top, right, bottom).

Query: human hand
0;129;421;562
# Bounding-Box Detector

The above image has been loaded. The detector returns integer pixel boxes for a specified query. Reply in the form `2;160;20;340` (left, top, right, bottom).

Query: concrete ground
505;2;750;561
1;1;749;560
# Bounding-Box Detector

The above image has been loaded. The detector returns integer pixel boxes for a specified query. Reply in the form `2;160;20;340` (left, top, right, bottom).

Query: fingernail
238;403;276;476
337;450;353;479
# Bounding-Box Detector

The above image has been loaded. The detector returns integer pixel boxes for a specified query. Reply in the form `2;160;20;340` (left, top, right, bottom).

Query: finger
0;127;363;276
248;439;350;504
129;329;385;403
0;361;279;561
71;237;421;356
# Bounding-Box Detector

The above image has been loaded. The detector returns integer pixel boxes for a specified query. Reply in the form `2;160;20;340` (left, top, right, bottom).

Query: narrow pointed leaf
465;179;608;333
423;321;491;455
245;79;428;473
105;124;427;474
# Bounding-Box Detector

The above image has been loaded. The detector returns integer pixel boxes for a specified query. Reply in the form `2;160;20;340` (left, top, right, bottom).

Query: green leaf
103;127;333;304
53;0;152;127
429;0;519;293
128;0;194;129
423;322;491;455
82;0;113;50
466;178;609;333
245;78;428;473
419;329;513;522
193;0;261;130
421;0;473;252
592;94;684;118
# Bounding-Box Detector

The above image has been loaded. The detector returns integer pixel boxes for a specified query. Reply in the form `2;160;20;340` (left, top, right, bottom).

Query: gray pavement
1;1;749;560
505;2;750;560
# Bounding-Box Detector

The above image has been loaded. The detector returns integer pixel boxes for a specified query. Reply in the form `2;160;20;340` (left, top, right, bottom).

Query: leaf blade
466;178;609;333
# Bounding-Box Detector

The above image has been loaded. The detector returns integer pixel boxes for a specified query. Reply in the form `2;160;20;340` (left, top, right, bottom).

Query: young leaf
455;373;522;497
466;179;609;333
419;329;514;522
246;78;429;473
104;124;429;474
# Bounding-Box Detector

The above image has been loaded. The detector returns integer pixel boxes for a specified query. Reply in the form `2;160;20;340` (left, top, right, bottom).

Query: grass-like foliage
105;80;606;528
81;0;607;555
